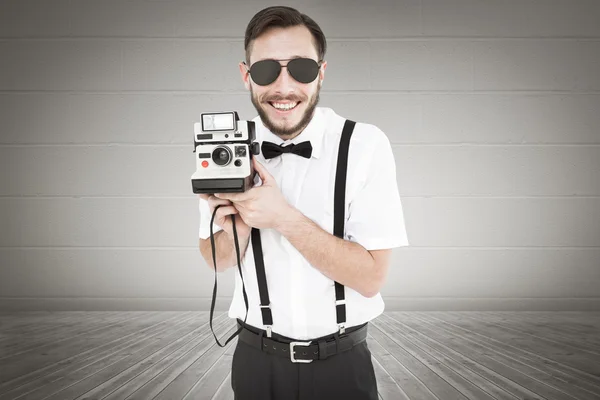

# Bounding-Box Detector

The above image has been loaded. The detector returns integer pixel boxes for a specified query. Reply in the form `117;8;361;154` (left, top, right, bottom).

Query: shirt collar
254;107;325;162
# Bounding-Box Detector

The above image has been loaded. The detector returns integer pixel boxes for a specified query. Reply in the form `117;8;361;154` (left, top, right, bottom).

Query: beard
250;82;321;140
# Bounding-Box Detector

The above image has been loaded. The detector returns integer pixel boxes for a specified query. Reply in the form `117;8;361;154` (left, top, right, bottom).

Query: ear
239;61;251;91
318;60;327;84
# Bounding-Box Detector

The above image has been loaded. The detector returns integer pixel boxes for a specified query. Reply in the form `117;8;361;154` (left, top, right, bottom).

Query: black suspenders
251;226;273;336
252;119;356;338
333;119;356;334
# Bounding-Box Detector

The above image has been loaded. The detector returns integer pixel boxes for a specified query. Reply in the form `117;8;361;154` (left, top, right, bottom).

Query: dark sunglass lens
250;60;281;85
287;58;320;83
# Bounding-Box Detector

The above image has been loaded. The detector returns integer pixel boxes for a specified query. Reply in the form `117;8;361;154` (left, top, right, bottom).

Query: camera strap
252;119;356;337
208;204;249;347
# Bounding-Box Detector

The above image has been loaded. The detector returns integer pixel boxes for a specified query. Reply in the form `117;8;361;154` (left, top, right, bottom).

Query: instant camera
191;111;260;194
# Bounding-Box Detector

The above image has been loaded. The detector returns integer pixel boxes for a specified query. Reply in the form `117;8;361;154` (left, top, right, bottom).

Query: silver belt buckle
290;341;313;363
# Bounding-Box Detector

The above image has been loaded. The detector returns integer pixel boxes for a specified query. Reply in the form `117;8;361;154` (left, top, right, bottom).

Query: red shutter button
201;160;209;168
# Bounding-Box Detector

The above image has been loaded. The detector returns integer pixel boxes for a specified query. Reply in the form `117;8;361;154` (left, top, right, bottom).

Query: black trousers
231;320;378;400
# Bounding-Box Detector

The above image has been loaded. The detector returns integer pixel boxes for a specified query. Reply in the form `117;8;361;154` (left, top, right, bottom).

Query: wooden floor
0;311;599;400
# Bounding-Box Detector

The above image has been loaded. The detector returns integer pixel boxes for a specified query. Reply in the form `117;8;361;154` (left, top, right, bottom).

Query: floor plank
369;317;469;400
107;314;234;400
418;312;600;388
367;330;436;400
2;312;202;400
82;313;231;400
483;311;600;349
68;312;221;400
374;314;514;400
411;312;600;400
0;312;135;357
0;311;598;399
211;372;234;400
372;315;497;400
0;313;193;399
369;348;410;400
0;312;171;386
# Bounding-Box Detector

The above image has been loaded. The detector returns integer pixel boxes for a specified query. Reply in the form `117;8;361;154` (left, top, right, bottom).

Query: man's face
240;25;327;139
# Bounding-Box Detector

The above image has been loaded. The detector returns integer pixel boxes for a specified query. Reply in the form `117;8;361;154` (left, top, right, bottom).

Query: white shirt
198;107;409;340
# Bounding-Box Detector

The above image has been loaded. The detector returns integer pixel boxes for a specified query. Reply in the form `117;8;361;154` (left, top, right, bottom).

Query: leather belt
236;321;368;363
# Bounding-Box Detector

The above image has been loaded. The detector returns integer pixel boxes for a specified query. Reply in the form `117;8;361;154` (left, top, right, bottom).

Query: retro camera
191;111;260;194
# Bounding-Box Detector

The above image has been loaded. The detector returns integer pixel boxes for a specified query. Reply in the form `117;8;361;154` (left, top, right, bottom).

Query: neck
276;130;302;141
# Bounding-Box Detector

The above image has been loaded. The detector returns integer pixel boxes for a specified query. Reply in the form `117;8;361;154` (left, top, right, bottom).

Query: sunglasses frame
243;58;324;86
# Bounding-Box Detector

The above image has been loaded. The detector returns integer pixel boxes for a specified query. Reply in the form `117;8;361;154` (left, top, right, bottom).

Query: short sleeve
344;131;409;250
199;197;222;239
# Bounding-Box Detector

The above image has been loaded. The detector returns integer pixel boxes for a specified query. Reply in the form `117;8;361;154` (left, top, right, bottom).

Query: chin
263;107;303;132
251;87;319;138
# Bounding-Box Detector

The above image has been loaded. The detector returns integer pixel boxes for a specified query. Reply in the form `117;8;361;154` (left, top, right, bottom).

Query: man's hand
198;193;251;239
215;158;293;230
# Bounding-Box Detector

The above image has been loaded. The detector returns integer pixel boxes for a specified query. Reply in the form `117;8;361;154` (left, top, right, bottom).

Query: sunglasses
244;58;322;86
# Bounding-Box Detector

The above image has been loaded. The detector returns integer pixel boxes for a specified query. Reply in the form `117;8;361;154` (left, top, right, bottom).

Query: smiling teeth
272;102;298;110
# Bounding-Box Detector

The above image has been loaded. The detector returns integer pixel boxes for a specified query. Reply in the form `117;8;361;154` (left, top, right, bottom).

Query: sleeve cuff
199;224;223;240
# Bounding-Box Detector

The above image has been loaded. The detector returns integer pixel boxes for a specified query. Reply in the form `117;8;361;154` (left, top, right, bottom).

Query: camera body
191;111;260;194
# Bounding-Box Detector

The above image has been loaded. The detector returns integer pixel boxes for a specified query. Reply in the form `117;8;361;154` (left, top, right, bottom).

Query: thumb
253;157;273;185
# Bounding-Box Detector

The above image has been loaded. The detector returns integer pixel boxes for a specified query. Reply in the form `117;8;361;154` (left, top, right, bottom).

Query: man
197;6;409;400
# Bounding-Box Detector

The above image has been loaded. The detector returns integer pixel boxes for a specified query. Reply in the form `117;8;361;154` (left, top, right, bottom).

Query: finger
233;200;247;210
198;194;210;201
215;192;249;201
232;192;256;208
208;202;231;214
207;195;233;208
252;158;272;184
216;206;239;219
214;192;232;200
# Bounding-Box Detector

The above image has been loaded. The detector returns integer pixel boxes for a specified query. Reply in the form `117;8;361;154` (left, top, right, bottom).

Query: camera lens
212;146;232;166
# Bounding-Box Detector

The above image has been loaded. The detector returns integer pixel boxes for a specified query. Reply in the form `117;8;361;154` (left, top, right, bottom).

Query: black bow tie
261;140;313;160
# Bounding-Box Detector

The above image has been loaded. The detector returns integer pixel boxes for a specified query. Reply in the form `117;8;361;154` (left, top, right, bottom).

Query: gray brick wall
1;0;599;311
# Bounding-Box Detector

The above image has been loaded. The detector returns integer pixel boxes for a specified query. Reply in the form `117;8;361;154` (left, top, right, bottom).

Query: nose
271;63;295;94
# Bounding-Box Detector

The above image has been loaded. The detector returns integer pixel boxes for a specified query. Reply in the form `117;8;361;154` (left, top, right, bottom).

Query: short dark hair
244;6;326;65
